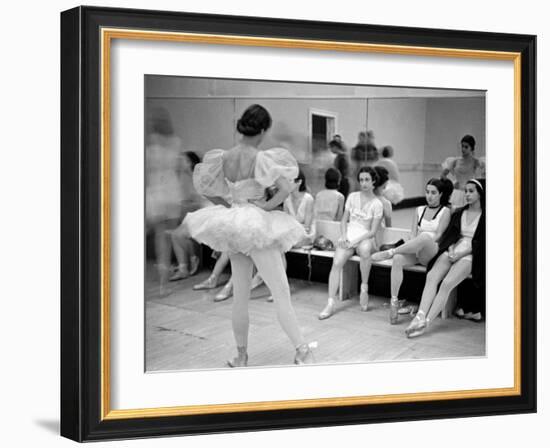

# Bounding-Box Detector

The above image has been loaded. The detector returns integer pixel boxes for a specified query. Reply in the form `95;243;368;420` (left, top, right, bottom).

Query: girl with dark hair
405;179;485;338
283;169;315;247
314;168;345;221
441;135;485;208
183;104;313;366
329;139;350;198
371;178;453;324
318;166;384;319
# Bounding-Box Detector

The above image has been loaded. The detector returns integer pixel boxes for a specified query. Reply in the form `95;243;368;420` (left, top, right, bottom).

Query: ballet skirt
382;180;405;205
184;148;306;254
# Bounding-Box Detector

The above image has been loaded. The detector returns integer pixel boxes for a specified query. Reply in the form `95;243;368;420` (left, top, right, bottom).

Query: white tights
229;248;304;349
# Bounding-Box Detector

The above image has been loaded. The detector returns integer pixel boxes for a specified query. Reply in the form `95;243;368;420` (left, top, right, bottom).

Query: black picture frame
61;5;536;442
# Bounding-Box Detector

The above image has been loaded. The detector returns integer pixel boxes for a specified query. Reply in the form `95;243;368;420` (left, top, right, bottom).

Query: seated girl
404;179;485;338
314;168;345;222
283;169;315;247
318;166;384;319
371;178;453;324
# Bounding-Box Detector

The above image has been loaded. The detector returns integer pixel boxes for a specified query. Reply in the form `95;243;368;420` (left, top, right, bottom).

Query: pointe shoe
390;299;399;325
189;256;200;276
371;248;395;262
294;343;315;365
359;284;369;311
226;347;248;368
214;281;233;302
405;313;427;338
318;298;336;320
193;275;218;290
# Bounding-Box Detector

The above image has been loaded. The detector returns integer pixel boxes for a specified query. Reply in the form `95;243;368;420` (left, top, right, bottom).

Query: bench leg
339;262;359;301
441;287;458;320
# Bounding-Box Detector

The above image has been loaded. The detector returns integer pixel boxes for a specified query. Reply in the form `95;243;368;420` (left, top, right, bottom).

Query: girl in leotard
372;178;453;324
404;179;485;338
318;166;384;320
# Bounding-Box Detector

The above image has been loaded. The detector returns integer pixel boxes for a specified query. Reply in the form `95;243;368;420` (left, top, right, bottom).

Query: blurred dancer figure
145;107;183;296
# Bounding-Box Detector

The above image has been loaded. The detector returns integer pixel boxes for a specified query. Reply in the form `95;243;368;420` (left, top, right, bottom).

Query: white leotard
416;205;446;239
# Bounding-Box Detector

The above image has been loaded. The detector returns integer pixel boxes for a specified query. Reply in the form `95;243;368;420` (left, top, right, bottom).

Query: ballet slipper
214;281;233;302
226;347;248;368
193;275;218;290
371;248;395;262
318;298;336;320
464;311;483;322
405;312;428;338
294;343;316;365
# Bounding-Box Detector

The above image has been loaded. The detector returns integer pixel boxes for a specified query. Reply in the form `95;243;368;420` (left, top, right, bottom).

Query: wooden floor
145;263;486;372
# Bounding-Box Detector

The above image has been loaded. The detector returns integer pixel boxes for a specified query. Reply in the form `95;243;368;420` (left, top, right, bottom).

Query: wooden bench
288;220;458;319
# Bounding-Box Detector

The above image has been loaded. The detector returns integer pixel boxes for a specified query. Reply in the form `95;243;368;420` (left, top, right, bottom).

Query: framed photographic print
60;5;536;442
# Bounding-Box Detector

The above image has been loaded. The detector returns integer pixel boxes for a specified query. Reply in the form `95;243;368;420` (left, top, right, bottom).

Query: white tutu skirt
183;204;306;255
383;180;405;205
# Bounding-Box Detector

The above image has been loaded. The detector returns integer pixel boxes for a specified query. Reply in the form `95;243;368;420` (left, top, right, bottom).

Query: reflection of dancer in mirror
441;135;485;208
377;146;405;205
372;178;453;324
405;179;485;338
318;167;384;320
373;166;392;227
169;151;204;281
145;108;183;297
184;104;313;367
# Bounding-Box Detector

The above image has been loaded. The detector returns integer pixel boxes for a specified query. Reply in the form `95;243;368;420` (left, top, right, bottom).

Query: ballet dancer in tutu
184;104;313;366
371;178;453;324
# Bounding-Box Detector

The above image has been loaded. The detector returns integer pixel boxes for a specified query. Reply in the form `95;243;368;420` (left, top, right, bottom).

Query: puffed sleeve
254;147;299;187
369;198;384;219
344;192;355;212
192;149;230;198
441;156;458;172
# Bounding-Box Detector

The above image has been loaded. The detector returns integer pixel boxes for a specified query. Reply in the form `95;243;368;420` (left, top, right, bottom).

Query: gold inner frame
100;28;522;420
